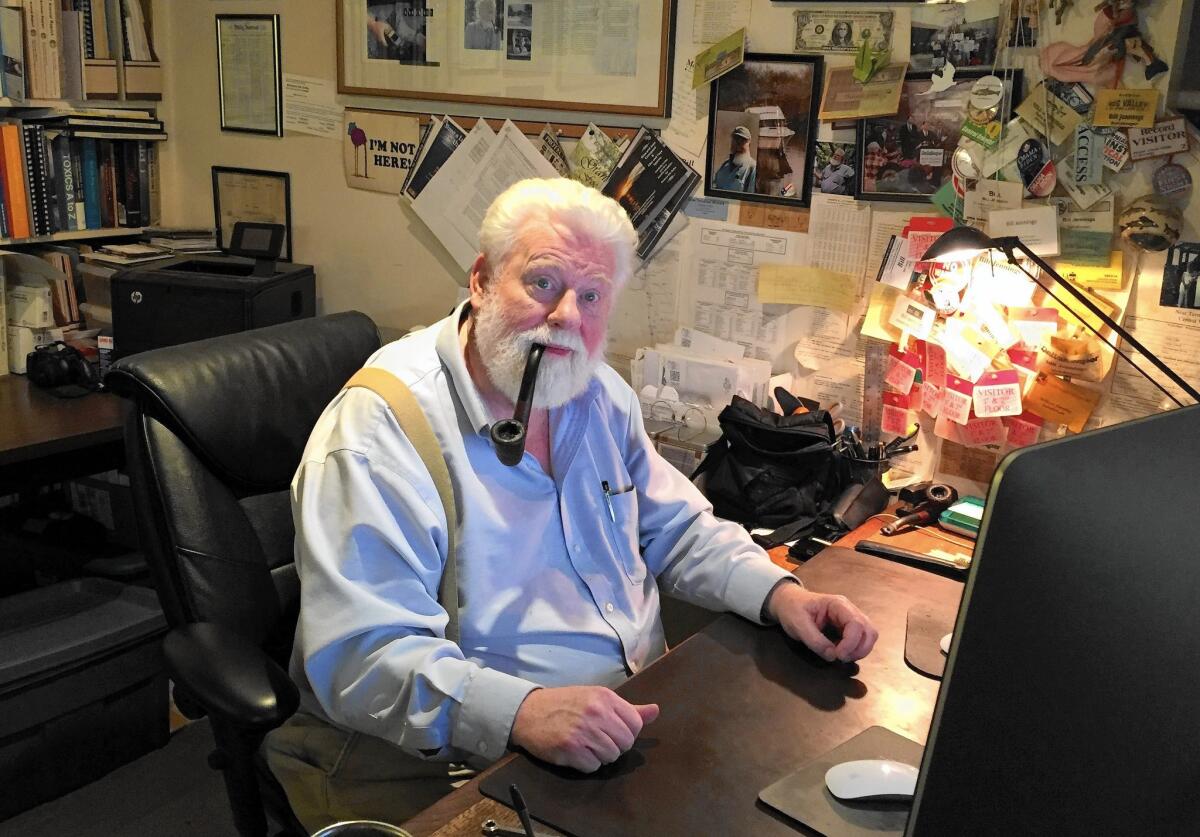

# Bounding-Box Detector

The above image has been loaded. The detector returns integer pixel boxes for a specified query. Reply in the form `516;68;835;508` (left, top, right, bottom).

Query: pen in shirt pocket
601;480;633;522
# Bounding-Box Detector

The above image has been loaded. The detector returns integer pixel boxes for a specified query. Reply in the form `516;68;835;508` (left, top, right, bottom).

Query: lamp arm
994;236;1200;406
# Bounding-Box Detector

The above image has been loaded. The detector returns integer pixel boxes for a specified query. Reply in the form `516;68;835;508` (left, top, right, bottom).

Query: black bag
694;396;842;545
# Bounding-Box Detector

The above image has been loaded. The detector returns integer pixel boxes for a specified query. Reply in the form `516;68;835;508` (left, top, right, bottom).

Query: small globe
1117;196;1182;252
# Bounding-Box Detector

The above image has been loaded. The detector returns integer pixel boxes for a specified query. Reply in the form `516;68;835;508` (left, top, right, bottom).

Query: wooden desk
403;522;964;837
0;374;124;489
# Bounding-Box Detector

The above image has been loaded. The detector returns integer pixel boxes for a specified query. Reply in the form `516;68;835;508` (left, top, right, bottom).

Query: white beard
472;301;602;409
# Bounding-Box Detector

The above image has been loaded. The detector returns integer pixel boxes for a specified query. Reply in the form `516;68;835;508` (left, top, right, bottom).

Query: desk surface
404;537;964;837
0;374;123;467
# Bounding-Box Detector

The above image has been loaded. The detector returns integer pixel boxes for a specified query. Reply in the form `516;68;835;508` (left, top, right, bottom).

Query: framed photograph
704;52;823;208
811;141;857;197
216;14;283;136
855;69;1023;203
212;167;293;262
338;1;675;116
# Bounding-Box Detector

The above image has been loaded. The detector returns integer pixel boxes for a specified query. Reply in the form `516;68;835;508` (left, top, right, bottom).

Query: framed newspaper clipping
339;1;676;116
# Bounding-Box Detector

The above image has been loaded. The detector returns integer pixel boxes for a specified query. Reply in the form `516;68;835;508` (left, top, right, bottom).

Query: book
1;123;32;239
52;132;78;231
90;0;111;60
601;127;699;260
146;141;159;225
60;10;86;101
98;139;115;228
136;141;148;230
22;123;52;237
81;137;101;229
21;0;64;100
122;140;140;227
0;7;25;99
69;137;85;229
122;0;153;61
0;142;10;238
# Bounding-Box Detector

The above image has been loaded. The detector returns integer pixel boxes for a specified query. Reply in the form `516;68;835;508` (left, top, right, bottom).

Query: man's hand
767;582;878;663
509;686;659;773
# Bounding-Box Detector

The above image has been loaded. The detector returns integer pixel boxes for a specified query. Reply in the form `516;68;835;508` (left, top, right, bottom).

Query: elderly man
713;125;757;192
266;178;876;831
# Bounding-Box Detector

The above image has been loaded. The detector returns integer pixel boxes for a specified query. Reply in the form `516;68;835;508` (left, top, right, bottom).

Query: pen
601;480;616;522
888;444;919;456
510;783;536;837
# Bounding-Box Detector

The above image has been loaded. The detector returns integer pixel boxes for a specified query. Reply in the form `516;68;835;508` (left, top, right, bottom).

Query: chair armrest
163;622;300;731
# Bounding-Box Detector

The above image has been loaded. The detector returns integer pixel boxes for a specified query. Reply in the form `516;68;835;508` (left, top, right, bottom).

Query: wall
153;0;1196;336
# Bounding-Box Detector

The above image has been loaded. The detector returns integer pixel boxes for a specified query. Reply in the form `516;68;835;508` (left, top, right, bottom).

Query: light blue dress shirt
289;303;793;764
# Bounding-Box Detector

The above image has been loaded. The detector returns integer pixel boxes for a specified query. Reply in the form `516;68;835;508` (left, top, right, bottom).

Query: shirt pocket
602;483;646;584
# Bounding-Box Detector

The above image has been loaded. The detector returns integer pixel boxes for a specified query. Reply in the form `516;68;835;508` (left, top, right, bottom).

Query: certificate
217;15;283;136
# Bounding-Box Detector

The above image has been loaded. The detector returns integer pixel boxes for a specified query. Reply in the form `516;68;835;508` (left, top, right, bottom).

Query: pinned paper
1040;333;1104;382
961;416;1007;448
692;28;746;88
987;206;1059;257
1093;89;1158;129
1058;200;1115;266
881;391;913;435
1009;307;1060;349
973;369;1023;418
1071;125;1103;185
863;284;905;343
1101;131;1130;171
1023;372;1101;432
920;340;947;387
1016;81;1083;145
942;375;974;425
905;216;956;261
1042;279;1118;337
962;179;1023;230
942;319;999;383
921;382;943;418
1058;156;1111;211
877;235;918;289
757;264;856;311
1057;251;1124;291
1003;411;1043;448
888;294;936;339
885;345;920;393
1127;118;1189;161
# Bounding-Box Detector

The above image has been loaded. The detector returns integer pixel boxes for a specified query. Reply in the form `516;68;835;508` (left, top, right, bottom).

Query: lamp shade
921;226;996;263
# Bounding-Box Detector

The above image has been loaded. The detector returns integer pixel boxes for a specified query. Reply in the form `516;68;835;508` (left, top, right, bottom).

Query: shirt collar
435;300;493;435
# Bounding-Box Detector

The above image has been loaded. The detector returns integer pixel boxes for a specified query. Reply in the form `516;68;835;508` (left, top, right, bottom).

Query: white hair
478;177;637;288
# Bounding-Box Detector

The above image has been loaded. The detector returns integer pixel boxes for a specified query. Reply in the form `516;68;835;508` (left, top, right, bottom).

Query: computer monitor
907;404;1200;835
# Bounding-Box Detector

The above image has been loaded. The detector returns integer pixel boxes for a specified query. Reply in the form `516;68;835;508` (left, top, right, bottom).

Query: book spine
136;140;148;227
22;0;63;100
81;137;100;229
146;139;159;225
41;127;60;233
98;138;115;228
0;131;10;238
22;123;48;236
2;123;32;239
121;139;139;226
53;133;74;231
82;0;95;59
70;137;85;228
0;8;25;99
92;0;110;60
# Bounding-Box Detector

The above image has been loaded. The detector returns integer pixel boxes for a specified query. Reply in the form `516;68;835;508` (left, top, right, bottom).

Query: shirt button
574;544;582;552
478;740;488;754
605;602;614;613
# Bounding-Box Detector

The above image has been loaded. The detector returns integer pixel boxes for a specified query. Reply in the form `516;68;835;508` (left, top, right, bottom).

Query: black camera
26;341;101;396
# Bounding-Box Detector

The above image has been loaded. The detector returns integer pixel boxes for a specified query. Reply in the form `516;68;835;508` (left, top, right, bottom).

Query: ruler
861;338;890;444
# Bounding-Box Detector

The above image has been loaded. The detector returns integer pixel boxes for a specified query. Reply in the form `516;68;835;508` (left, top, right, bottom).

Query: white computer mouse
824;759;919;802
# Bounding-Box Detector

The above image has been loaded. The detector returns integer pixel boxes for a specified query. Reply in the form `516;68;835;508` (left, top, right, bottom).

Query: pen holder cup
845;454;891;484
312;822;414;836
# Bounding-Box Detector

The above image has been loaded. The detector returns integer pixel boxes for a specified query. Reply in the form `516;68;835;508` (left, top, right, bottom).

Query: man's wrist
760;576;803;623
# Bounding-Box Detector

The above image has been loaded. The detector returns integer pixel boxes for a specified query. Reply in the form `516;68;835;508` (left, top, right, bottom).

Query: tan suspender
344;368;461;645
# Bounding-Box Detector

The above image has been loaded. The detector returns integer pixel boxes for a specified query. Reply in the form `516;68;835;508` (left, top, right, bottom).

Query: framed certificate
212;167;293;262
338;1;675;116
216;14;283;136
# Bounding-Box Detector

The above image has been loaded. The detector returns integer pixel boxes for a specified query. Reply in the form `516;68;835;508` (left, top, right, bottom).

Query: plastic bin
0;578;169;820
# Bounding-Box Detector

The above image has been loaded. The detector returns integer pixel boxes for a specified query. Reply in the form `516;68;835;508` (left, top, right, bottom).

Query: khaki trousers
263;712;477;835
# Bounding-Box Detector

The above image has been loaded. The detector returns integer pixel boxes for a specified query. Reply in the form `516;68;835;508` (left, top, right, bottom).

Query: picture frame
216;14;283;136
338;1;676;117
855;69;1023;203
704;52;823;209
212;167;293;262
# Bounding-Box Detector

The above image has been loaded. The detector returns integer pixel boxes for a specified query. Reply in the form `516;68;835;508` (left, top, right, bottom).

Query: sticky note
1093;88;1159;129
757;264;856;311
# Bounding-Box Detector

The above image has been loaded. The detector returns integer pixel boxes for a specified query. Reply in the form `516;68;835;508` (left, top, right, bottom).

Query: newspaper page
539;0;639;77
677;219;810;371
411;118;497;270
446;120;560;245
607;226;689;373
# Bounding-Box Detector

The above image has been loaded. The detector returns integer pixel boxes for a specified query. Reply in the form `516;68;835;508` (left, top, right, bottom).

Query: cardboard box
6;285;53;329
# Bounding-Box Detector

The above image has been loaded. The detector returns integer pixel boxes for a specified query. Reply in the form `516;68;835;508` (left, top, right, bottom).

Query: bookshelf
0;226;144;247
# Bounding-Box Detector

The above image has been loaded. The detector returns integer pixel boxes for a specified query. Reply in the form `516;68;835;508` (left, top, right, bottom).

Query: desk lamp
921;226;1200;407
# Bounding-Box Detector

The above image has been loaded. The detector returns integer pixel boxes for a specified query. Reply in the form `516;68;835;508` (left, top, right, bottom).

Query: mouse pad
758;726;923;837
905;603;957;679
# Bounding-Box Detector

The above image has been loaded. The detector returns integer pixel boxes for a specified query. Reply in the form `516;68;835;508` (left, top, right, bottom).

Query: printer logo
130;291;143;304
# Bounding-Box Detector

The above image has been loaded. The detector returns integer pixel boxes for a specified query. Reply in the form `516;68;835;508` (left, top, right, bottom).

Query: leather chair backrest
107;311;381;667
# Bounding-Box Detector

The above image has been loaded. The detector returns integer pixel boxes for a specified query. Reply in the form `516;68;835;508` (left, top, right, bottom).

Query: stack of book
0;112;162;239
80;241;171;266
143;227;219;255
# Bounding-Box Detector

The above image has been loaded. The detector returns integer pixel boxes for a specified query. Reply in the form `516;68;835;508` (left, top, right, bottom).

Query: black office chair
106;312;382;837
